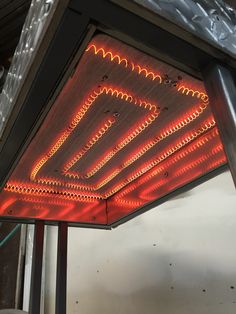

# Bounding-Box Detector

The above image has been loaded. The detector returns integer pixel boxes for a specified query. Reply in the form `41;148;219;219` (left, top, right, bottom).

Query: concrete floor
43;170;236;314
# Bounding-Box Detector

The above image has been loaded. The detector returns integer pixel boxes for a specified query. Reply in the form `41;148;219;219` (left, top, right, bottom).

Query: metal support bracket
28;221;68;314
203;64;236;187
29;221;45;314
56;222;68;314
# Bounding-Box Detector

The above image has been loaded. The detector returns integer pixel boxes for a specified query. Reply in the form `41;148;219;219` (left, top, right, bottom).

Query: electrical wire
0;224;21;248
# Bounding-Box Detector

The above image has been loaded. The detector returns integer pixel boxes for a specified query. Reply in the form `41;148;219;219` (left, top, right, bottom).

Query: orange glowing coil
120;103;208;171
86;44;129;67
116;133;223;202
83;111;158;179
164;156;226;197
86;44;162;83
84;109;211;190
20;196;74;209
177;85;208;102
86;44;208;103
105;120;216;198
174;143;224;177
4;182;102;201
175;147;223;177
1;35;226;224
63;117;116;174
31;45;208;197
31;86;159;184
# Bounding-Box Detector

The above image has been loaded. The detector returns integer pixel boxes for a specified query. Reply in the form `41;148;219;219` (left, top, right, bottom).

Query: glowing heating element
0;34;226;225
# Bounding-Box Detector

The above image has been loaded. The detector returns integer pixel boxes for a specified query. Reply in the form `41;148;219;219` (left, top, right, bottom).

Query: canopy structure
0;0;235;228
0;34;227;226
0;1;235;314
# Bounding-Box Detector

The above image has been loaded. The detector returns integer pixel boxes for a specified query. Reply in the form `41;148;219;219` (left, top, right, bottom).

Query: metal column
29;221;45;314
56;222;68;314
203;64;236;187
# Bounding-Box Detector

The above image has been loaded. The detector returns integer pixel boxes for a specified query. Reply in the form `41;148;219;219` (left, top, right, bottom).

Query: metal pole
203;64;236;187
29;221;45;314
56;222;68;314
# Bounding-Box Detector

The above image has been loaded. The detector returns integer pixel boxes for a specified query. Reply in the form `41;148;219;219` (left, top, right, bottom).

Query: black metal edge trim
69;0;236;78
0;165;227;230
0;8;91;190
0;217;112;230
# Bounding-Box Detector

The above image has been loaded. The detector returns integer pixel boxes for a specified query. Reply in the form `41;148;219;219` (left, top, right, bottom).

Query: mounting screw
162;107;169;112
171;81;178;87
101;74;108;81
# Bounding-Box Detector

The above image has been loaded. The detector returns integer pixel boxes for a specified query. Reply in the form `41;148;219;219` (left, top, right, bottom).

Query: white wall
44;171;236;314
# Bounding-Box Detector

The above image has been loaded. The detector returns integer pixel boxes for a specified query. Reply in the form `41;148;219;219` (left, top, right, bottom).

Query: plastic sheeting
0;0;58;138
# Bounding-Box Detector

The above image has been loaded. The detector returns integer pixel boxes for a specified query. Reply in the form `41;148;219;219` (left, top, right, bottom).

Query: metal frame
1;2;235;313
56;222;68;314
29;221;44;314
0;0;235;229
0;164;228;230
28;221;69;314
203;64;236;187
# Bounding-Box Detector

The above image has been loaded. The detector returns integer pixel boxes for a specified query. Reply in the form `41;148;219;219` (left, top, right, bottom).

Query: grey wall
44;171;236;314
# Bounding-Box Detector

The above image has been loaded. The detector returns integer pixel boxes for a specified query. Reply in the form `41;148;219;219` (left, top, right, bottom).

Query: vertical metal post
203;64;236;187
29;221;45;314
56;222;68;314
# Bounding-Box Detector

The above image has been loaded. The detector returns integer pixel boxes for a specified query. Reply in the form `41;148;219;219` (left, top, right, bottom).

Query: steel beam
56;222;68;314
29;221;45;314
203;64;236;187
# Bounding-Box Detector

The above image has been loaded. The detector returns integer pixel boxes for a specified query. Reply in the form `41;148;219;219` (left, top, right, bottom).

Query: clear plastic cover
0;0;58;137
